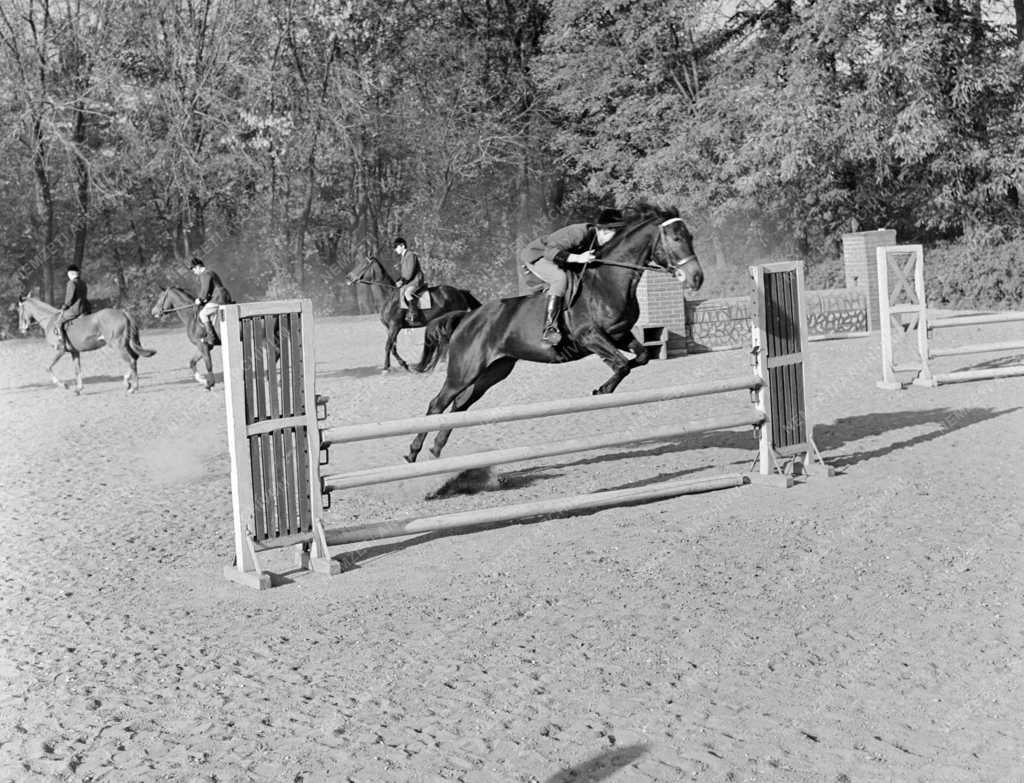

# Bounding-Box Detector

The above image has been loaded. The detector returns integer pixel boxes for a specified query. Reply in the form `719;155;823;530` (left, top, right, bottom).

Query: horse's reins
587;217;696;273
351;260;398;289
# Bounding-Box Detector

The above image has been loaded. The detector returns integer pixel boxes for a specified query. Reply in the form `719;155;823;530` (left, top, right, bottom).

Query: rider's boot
541;295;564;345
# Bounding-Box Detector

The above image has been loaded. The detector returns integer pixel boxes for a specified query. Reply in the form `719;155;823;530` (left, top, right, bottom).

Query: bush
926;240;1024;309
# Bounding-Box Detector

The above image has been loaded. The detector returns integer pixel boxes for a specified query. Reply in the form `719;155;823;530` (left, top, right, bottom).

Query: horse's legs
202;345;215;389
577;329;646;395
70;352;84;395
382;322;405;373
191;345;214;388
405;378;469;462
119;346;139;393
429;357;517;458
46;347;67;389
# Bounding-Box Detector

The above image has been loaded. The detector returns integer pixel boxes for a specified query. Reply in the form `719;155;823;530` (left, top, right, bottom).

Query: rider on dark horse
519;208;628;345
190;257;232;345
55;265;91;351
393;237;426;326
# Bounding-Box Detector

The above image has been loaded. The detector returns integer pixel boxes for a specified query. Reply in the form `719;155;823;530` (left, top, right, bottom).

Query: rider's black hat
66;264;80;273
594;208;626;228
393;237;407;249
189;257;205;269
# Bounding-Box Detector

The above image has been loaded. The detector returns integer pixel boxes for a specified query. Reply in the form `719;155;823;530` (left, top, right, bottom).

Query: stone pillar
841;229;897;331
635;273;689;356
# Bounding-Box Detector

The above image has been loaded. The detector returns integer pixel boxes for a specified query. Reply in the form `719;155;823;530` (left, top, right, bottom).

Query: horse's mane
595;203;683;258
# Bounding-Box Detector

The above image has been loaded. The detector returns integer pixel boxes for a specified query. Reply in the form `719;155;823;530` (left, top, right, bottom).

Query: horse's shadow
544;745;648;783
318;365;412;380
813;406;1018;469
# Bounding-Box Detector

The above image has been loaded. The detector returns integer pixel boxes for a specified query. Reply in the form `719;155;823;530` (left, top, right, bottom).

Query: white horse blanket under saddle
401;289;432;309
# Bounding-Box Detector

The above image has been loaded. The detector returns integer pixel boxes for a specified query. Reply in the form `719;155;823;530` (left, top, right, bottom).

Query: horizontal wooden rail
921;366;1024;386
321;411;765;492
321;375;763;445
323;473;748;545
929;312;1024;329
929;340;1024;359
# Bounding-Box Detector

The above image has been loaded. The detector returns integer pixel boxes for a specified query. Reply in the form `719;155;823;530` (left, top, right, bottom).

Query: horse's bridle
349;257;395;289
589;217;697;274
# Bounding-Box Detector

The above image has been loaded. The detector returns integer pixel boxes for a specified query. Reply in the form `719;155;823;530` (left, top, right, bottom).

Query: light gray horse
17;295;156;394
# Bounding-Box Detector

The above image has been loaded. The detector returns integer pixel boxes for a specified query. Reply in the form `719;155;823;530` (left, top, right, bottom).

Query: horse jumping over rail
346;255;482;373
405;205;704;463
17;295;156;394
152;286;217;389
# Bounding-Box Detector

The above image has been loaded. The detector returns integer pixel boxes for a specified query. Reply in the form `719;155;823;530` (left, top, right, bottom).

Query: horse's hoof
381;368;391;374
404;454;416;464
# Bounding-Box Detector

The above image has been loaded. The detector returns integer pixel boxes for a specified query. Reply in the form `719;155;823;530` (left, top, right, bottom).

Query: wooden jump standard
876;245;1024;389
220;262;828;589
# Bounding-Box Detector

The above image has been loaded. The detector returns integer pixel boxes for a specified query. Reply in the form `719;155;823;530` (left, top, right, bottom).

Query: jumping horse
346;256;482;373
17;295;156;394
151;286;217;389
405;205;704;462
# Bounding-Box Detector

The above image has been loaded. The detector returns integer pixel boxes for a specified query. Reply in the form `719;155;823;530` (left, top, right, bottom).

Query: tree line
2;0;1022;326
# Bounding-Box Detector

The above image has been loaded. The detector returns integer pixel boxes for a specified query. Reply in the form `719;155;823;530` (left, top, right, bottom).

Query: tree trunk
31;117;57;303
1016;0;1024;41
72;104;89;268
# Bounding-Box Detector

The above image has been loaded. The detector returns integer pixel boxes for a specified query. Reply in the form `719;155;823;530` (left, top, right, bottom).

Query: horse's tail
415;310;469;373
126;313;157;358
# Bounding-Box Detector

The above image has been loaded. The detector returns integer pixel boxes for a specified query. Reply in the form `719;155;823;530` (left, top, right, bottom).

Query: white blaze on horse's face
17;302;30;333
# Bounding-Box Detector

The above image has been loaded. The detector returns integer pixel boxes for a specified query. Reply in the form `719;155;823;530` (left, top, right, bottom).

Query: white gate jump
876;245;1024;389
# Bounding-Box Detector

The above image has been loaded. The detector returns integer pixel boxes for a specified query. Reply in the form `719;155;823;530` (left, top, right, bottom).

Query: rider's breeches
199;302;219;325
526;257;567;297
399;284;418;308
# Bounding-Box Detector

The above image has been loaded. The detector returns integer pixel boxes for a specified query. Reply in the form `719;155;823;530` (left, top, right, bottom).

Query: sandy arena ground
1;311;1022;783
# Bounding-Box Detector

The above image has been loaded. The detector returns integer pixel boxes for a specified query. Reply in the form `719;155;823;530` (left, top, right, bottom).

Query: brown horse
17;295;156;394
151;286;216;389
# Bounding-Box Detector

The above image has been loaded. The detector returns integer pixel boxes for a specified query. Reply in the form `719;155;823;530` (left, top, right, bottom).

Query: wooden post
749;261;831;480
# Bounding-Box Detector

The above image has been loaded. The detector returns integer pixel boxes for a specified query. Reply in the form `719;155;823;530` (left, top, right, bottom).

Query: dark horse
346;256;481;373
151;286;217;389
405;205;704;462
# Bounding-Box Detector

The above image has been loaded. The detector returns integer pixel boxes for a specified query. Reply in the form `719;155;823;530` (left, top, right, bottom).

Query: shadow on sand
322;405;1016;573
813;406;1019;469
543;745;648;782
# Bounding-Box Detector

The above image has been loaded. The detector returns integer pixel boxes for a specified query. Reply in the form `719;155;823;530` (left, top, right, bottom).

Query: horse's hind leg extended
405;380;466;462
429;357;517;458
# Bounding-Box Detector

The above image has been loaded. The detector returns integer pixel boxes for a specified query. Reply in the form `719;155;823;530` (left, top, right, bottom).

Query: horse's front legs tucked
577;329;649;395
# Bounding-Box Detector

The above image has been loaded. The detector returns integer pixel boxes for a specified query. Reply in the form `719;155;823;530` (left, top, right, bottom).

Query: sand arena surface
1;313;1022;782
